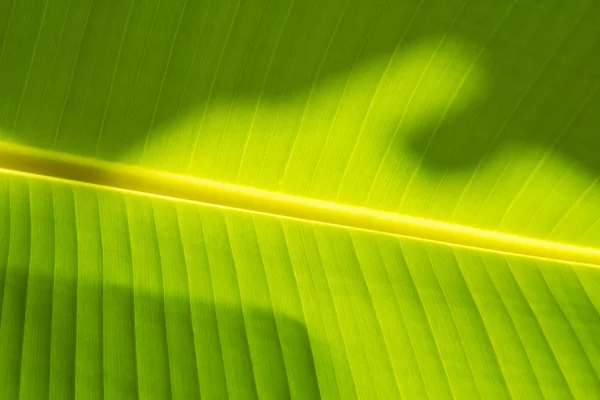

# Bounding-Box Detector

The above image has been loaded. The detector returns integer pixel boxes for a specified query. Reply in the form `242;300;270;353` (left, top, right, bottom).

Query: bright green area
0;175;599;399
1;0;600;398
1;0;599;245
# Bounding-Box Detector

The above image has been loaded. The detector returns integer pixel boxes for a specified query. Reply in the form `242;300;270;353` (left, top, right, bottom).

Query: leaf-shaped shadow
0;263;323;398
405;2;600;178
2;0;599;217
0;0;482;171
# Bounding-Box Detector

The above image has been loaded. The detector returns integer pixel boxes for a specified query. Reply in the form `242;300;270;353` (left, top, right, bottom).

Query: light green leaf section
1;0;599;246
0;174;599;399
1;0;600;398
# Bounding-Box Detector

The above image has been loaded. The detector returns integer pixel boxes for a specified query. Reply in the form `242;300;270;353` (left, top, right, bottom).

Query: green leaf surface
1;0;599;244
0;174;599;399
1;0;600;398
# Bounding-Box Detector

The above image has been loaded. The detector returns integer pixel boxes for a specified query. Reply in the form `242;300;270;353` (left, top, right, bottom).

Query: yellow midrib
1;141;599;267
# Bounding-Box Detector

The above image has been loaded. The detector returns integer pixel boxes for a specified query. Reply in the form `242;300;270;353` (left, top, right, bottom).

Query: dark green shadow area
0;265;322;399
1;0;599;188
0;172;329;400
405;1;600;178
0;0;425;160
